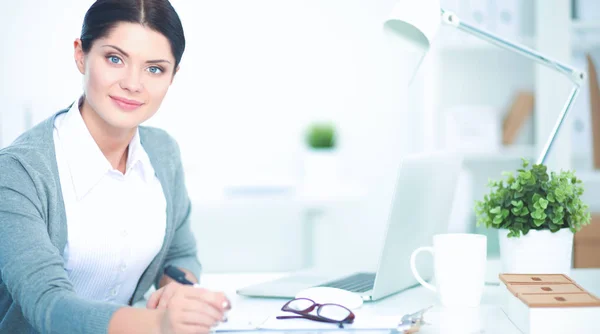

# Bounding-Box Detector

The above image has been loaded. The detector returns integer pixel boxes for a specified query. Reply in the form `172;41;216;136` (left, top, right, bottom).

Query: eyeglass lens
287;299;314;311
318;305;351;322
287;299;351;322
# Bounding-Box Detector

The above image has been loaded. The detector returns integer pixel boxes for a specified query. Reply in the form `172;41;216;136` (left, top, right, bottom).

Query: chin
101;108;151;130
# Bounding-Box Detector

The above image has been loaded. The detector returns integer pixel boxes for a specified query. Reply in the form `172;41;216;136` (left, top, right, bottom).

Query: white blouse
53;99;167;304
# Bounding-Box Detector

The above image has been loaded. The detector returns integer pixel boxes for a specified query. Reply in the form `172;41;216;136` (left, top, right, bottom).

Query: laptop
237;152;463;301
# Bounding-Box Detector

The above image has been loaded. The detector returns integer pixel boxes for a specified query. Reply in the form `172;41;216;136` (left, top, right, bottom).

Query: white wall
3;1;588;271
1;0;426;271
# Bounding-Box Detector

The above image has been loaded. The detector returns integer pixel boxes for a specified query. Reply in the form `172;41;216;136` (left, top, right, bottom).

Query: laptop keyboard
317;272;376;293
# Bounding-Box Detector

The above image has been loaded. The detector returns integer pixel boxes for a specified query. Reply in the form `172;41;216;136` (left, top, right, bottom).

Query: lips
110;96;144;111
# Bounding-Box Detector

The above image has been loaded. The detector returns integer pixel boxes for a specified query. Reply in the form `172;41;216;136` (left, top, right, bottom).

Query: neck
79;98;135;172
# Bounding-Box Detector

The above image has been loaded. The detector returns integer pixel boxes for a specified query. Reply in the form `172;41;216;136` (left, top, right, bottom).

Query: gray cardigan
0;108;202;334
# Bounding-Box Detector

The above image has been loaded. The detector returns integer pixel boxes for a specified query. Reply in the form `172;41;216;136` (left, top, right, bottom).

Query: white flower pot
302;149;338;192
498;228;573;275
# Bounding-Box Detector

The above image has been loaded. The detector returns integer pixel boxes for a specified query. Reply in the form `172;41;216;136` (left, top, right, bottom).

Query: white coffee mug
410;233;487;307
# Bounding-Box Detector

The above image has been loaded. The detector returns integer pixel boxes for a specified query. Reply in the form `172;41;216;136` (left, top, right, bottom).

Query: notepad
214;319;260;332
214;312;402;332
259;313;402;330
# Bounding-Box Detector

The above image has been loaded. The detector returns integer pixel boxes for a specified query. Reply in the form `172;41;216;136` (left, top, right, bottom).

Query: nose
119;68;143;93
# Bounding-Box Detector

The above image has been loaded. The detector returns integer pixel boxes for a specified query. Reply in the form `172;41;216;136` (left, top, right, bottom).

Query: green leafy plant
305;122;336;149
475;159;591;238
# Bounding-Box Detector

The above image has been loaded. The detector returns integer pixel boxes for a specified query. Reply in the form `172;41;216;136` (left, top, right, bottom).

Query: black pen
163;265;230;322
164;265;196;286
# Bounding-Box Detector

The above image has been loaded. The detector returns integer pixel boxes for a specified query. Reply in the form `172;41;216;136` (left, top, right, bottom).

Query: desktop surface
136;260;600;333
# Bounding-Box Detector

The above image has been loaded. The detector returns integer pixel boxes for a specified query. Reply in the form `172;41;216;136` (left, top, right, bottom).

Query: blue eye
108;56;122;64
148;66;163;74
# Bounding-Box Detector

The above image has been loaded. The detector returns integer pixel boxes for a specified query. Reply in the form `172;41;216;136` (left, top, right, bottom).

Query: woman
0;1;230;333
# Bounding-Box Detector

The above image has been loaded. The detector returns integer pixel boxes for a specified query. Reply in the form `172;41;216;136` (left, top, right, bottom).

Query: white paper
215;312;401;332
214;319;261;332
215;306;519;333
257;312;401;331
213;310;268;332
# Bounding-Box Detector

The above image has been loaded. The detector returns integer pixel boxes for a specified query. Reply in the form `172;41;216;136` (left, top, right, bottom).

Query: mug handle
410;246;436;292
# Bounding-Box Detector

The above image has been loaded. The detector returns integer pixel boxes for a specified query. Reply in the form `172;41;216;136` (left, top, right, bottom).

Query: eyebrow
102;44;172;64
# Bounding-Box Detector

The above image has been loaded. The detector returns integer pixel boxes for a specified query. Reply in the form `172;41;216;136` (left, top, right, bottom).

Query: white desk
199;272;516;333
136;261;600;333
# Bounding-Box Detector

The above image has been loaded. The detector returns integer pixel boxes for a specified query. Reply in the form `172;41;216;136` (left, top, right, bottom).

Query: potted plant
306;122;336;150
302;122;338;192
475;159;591;275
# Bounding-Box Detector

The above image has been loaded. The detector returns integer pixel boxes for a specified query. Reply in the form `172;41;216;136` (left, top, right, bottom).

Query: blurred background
1;0;600;273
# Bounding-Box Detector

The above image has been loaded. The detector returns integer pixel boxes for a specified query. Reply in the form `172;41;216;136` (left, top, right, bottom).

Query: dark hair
80;0;185;68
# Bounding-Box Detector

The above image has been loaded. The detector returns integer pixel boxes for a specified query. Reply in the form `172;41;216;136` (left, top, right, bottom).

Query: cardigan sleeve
154;139;202;288
0;155;122;334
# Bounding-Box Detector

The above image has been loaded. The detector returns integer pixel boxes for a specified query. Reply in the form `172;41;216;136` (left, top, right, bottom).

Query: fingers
169;288;225;324
181;298;225;324
147;288;164;309
184;287;231;312
167;296;223;333
160;286;231;334
158;290;172;309
158;283;179;310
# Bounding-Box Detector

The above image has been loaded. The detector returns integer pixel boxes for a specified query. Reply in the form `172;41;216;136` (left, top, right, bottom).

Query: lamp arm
535;86;581;165
440;8;585;165
440;9;584;85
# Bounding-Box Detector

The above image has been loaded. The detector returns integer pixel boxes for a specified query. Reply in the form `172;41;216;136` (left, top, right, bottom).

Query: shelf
571;20;600;51
462;145;535;163
572;20;600;32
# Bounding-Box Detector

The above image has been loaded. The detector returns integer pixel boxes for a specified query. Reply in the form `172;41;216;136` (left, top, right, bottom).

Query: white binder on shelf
463;0;492;45
575;0;600;21
494;0;521;39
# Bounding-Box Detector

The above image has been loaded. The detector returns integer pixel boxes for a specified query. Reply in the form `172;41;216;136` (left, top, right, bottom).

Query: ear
170;65;180;84
74;38;86;74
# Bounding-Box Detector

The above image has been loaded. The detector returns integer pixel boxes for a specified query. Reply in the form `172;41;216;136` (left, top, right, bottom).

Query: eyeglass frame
276;297;355;328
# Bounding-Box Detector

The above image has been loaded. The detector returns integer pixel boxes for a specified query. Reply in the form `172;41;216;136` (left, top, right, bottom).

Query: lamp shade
383;0;441;84
384;0;441;47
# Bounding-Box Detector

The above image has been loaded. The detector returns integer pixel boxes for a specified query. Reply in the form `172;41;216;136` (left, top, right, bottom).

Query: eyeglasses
276;298;355;328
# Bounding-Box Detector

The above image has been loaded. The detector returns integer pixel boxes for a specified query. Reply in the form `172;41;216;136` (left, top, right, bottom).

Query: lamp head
383;0;441;84
384;0;441;47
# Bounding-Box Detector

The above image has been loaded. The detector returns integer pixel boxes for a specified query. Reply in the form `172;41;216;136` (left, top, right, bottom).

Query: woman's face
74;22;177;131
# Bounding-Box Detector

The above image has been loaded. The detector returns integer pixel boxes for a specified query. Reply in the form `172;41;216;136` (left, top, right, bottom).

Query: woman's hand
148;283;231;334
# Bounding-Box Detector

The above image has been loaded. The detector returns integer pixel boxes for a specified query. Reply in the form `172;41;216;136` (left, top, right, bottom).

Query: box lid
518;293;600;308
499;274;573;284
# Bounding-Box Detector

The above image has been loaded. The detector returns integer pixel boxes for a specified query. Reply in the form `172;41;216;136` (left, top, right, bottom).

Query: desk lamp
384;0;584;165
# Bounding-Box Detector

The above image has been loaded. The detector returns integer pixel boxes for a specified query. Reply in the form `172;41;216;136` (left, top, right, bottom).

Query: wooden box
500;274;600;333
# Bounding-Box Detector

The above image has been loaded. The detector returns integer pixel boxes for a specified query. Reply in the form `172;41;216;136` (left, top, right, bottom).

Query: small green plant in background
305;122;336;149
475;159;591;238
